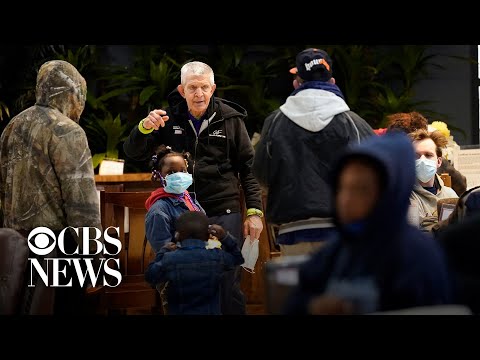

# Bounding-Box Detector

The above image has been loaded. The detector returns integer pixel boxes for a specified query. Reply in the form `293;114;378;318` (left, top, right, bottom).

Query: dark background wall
105;44;479;145
1;45;478;148
412;45;478;145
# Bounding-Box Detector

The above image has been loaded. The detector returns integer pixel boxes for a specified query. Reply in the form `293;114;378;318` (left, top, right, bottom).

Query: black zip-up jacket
253;87;375;225
123;90;262;216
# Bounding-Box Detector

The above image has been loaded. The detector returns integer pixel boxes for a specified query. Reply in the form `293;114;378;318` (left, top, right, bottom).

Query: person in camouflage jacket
0;60;102;314
0;60;100;234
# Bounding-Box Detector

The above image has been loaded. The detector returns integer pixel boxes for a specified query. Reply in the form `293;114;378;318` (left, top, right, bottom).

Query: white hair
180;61;215;86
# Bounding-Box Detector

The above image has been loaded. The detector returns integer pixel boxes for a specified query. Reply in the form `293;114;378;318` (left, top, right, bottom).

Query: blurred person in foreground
284;132;451;315
437;212;480;314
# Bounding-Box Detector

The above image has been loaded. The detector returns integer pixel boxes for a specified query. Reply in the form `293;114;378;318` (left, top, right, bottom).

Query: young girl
145;145;205;254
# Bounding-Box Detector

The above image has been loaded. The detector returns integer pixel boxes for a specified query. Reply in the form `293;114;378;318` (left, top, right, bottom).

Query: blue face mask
164;172;193;194
415;157;437;183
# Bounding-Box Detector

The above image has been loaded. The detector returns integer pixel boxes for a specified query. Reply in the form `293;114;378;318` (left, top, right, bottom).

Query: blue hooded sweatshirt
284;132;451;314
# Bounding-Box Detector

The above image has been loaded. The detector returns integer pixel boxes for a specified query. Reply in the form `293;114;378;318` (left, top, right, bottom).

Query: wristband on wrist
138;118;154;134
246;208;263;218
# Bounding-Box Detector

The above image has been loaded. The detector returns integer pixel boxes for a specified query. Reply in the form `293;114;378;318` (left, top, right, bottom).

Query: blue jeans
208;212;245;315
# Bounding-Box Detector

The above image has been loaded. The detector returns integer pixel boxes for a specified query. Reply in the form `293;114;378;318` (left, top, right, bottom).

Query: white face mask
415;157;437;183
205;238;222;250
241;235;259;273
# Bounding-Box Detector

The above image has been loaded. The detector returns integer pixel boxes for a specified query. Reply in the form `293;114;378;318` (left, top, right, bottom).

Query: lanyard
177;192;201;212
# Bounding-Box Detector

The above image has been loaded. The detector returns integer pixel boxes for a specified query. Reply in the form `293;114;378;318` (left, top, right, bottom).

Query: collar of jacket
169;196;190;207
179;238;207;249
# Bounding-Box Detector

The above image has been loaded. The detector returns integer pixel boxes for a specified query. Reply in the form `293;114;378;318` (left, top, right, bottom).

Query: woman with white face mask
408;129;458;232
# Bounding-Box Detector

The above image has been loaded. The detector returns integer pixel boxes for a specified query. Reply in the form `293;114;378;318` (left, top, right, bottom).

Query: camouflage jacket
0;60;101;234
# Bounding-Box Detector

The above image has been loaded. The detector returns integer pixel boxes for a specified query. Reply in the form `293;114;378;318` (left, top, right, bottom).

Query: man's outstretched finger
147;115;161;130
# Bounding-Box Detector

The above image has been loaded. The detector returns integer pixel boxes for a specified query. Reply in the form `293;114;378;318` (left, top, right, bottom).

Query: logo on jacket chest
209;129;226;138
173;125;184;135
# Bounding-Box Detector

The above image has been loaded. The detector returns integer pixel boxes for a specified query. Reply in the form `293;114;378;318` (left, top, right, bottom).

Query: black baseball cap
289;48;333;82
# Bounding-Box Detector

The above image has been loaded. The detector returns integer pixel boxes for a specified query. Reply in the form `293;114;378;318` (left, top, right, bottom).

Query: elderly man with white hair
123;61;263;315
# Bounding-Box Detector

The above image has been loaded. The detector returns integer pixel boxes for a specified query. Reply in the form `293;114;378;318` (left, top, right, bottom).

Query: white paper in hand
241;235;259;273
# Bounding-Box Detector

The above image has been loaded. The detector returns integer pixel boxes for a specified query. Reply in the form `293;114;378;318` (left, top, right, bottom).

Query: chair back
100;191;155;275
440;173;452;188
99;190;160;314
436;197;459;221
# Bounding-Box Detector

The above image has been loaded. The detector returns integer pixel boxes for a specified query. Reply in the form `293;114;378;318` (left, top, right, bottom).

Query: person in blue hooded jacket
283;132;451;315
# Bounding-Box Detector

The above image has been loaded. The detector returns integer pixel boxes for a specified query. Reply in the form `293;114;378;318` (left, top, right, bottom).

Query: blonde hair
409;128;448;158
180;61;215;86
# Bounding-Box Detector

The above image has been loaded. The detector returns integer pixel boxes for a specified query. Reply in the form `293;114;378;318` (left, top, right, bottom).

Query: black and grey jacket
123;90;262;216
253;88;375;228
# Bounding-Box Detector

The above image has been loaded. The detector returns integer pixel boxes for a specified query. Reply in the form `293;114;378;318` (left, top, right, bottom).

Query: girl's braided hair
150;145;191;183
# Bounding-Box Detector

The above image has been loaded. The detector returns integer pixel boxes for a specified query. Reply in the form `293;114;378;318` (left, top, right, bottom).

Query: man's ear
211;83;216;94
293;78;300;89
437;156;443;168
328;77;336;85
177;84;185;98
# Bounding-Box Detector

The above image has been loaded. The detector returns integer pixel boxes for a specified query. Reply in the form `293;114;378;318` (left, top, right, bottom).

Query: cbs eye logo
28;227;57;256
